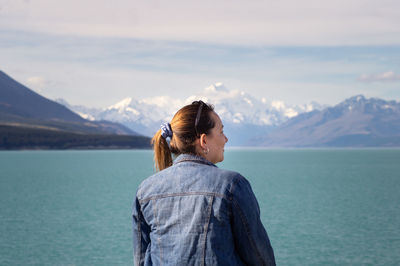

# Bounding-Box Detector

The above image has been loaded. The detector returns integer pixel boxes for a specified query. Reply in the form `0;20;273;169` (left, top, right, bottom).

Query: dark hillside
0;71;85;122
0;125;150;150
0;70;138;136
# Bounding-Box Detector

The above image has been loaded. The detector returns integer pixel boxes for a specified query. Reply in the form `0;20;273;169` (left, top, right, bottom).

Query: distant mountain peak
346;94;366;102
107;97;134;110
355;95;366;101
337;95;400;113
337;95;368;110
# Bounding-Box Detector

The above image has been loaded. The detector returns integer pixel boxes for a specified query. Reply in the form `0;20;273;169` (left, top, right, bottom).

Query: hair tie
160;122;173;139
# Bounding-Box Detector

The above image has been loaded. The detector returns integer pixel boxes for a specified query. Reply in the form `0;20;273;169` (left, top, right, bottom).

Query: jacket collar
173;153;217;168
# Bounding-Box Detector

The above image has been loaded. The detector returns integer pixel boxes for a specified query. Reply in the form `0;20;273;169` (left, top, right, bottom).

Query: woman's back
133;154;275;265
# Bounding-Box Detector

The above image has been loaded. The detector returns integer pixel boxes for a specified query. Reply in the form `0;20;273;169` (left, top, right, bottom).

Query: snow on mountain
185;83;273;125
99;96;183;133
55;98;99;121
251;95;400;147
184;83;321;126
58;83;323;142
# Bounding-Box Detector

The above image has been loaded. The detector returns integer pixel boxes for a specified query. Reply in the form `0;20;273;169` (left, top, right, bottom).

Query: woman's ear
199;133;207;149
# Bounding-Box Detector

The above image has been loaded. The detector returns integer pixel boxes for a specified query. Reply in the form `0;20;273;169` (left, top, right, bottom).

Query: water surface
0;149;399;265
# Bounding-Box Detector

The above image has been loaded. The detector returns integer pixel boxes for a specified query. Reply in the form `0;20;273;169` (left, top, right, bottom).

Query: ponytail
151;129;173;171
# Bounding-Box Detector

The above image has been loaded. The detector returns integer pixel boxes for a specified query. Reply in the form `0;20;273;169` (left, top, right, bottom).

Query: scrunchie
160;122;173;139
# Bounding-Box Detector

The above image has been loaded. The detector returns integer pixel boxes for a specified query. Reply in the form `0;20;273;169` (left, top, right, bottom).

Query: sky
1;0;400;108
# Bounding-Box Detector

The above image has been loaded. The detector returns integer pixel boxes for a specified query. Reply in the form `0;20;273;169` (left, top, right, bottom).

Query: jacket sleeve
132;196;151;266
230;176;276;266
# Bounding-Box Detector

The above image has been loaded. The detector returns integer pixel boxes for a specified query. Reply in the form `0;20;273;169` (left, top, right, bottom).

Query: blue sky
1;0;400;107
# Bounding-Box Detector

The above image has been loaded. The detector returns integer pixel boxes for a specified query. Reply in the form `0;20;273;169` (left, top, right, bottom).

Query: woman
132;101;275;266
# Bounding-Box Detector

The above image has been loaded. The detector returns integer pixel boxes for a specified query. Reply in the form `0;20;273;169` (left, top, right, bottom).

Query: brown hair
151;100;215;171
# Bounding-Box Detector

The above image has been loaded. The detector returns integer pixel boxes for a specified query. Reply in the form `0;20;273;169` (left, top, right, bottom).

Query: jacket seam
151;199;163;264
137;203;142;266
139;192;227;203
201;195;214;266
232;198;266;265
229;176;241;195
137;190;143;266
174;158;217;167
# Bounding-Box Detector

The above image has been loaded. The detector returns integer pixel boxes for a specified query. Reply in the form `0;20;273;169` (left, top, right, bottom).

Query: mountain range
2;69;399;148
0;70;150;149
58;83;325;146
250;95;400;147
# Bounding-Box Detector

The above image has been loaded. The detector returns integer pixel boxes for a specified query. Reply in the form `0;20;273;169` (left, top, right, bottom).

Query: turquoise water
0;149;399;265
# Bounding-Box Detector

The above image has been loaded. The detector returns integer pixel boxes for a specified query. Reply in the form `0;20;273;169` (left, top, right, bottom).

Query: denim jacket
132;154;275;266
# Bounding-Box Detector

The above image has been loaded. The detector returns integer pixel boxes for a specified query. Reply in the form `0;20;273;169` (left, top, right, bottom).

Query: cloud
26;76;46;92
358;71;400;82
1;28;399;107
1;0;400;45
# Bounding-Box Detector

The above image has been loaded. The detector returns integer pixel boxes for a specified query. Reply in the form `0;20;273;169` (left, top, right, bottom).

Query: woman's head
152;100;228;171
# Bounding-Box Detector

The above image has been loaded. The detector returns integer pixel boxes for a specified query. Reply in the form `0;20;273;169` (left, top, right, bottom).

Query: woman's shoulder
216;168;252;192
136;168;170;196
136;161;249;200
214;167;246;182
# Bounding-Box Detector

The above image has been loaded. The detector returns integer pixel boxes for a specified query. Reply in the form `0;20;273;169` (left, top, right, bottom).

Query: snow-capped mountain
57;83;324;145
250;95;400;147
185;83;323;126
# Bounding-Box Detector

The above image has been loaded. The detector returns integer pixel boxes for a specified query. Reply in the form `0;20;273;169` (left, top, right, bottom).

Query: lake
0;149;399;265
